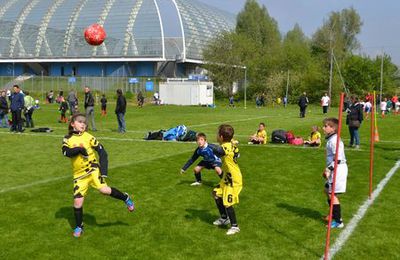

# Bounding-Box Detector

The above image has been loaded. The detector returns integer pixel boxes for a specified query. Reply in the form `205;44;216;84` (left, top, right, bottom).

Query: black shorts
197;160;222;169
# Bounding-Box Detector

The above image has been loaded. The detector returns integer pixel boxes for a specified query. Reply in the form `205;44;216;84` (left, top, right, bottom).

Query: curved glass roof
0;0;235;62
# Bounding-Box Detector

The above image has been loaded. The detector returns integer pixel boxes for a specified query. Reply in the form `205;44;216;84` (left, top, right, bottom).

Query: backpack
145;130;165;140
163;125;187;141
271;129;287;143
31;127;53;133
291;137;304;146
285;131;295;144
178;130;197;142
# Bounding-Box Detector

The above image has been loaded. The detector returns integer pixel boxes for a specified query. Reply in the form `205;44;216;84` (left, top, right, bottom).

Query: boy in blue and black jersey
181;133;223;186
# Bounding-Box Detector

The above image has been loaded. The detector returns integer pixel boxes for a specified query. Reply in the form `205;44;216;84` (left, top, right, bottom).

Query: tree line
203;0;399;104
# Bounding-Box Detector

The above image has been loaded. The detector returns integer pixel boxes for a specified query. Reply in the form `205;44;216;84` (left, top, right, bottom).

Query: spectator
346;96;363;149
153;92;160;105
84;86;96;131
364;99;372;120
115;89;127;133
380;97;387;118
0;90;9;128
23;91;35;128
67;90;78;114
47;90;54;103
10;85;24;133
283;96;288;108
298;92;309;118
100;94;107;116
229;95;235;107
321;93;330;114
137;91;144;108
391;95;398;111
58;96;69;123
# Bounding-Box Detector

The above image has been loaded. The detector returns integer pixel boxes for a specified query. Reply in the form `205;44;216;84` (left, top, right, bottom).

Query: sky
196;0;400;65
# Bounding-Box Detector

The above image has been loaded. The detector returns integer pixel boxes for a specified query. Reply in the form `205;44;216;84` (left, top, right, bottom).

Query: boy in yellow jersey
62;114;135;238
248;122;267;144
212;124;242;235
304;125;321;147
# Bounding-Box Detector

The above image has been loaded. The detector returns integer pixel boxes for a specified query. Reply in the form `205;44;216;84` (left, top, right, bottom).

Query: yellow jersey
256;129;267;144
310;131;321;147
220;142;242;187
62;132;100;179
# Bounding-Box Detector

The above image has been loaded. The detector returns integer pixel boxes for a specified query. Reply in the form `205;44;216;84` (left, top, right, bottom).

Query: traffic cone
374;126;380;142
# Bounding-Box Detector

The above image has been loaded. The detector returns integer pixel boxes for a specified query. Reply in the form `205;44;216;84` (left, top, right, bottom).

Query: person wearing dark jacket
84;87;96;131
10;85;25;133
346;96;363;149
298;92;309;118
115;89;127;133
0;90;9;128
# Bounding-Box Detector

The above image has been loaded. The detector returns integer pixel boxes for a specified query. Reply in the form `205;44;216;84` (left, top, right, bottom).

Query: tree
282;24;312;72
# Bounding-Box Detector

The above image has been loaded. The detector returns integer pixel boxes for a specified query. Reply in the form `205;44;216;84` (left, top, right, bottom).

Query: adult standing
346;96;363;149
67;90;78;114
84;86;96;131
298;92;309;118
23;91;35;128
321;93;330;114
0;90;9;128
115;89;127;133
10;85;25;133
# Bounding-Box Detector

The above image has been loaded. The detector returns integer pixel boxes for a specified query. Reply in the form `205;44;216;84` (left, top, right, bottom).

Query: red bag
291;137;304;145
285;131;295;143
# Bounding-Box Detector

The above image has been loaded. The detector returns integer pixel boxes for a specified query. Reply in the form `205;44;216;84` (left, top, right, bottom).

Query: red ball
84;24;106;46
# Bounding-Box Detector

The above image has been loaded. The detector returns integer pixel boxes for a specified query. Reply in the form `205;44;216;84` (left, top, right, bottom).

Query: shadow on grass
185;208;218;227
276;203;324;223
177;180;216;187
55;206;129;228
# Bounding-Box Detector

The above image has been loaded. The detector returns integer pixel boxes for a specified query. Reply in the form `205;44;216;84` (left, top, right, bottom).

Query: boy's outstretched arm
181;149;199;172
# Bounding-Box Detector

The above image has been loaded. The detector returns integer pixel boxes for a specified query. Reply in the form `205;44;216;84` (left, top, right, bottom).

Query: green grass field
0;102;399;259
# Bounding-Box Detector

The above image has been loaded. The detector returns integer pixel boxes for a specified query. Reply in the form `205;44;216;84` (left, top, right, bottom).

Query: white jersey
326;133;348;193
380;101;387;111
364;101;372;110
321;96;330;106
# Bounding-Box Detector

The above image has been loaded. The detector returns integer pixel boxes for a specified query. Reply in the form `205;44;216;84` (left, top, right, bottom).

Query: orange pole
369;93;375;198
324;92;345;260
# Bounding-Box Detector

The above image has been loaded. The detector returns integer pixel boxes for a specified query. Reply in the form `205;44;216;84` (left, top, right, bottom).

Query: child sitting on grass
181;132;223;186
304;125;321;147
248;122;267;144
62;113;135;238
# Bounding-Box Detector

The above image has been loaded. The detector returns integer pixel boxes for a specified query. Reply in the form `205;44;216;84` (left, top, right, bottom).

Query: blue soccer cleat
328;220;344;229
73;226;83;238
125;193;135;212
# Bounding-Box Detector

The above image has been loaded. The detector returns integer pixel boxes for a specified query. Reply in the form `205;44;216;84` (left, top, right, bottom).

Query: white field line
0;149;192;194
323;160;400;260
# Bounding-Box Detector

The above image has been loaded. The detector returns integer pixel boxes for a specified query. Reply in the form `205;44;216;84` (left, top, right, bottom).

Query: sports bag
163;125;187;141
285;131;295;144
178;130;197;142
271;129;287;143
145;130;165;140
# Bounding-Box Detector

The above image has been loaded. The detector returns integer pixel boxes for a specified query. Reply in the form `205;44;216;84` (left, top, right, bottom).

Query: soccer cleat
124;193;135;212
327;220;344;229
190;181;202;186
226;226;240;235
213;217;230;226
73;226;83;238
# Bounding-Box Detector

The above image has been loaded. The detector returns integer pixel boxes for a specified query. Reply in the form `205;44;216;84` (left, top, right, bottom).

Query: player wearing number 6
62;114;135;238
212;124;243;235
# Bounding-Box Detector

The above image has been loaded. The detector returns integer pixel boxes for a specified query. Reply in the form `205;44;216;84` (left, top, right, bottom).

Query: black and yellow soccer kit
214;141;242;207
62;131;108;198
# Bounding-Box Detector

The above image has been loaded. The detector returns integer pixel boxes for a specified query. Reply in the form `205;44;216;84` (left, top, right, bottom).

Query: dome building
0;0;235;77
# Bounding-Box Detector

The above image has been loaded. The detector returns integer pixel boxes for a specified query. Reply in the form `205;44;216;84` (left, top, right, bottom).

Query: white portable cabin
159;79;214;106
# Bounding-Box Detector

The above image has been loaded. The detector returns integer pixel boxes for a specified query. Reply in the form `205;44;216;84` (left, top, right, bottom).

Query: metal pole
285;70;290;107
379;51;384;103
328;48;333;99
244;67;247;109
